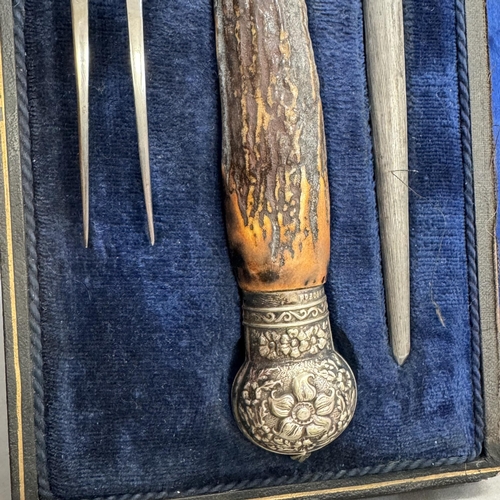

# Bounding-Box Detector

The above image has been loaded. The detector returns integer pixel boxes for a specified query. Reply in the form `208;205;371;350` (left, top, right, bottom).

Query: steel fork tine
127;0;155;245
71;0;90;247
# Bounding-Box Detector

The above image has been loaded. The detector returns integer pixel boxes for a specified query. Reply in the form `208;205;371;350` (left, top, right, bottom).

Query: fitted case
1;0;499;499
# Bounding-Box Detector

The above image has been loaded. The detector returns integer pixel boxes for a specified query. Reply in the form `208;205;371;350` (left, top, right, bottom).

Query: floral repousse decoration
236;358;356;456
257;321;330;360
258;331;281;359
269;372;336;441
235;287;357;457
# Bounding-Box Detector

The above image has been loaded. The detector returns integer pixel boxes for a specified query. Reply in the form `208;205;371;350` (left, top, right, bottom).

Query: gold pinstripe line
0;37;25;500
252;467;500;500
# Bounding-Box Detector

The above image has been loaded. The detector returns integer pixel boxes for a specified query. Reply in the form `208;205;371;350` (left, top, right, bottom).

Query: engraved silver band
242;285;329;327
242;286;332;361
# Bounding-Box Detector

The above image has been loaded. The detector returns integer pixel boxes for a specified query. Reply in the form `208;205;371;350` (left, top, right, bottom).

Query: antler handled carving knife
214;0;357;458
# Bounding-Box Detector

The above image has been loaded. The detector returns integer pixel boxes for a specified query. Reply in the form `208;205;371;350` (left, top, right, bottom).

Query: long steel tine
71;0;90;247
126;0;155;245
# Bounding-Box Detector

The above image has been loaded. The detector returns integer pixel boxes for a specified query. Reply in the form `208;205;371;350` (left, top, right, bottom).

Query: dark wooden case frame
0;0;499;499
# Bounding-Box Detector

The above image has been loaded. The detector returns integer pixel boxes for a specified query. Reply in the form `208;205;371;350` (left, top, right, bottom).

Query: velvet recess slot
0;0;498;499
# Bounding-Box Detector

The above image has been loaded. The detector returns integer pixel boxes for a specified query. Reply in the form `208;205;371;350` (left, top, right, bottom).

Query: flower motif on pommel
279;329;303;358
259;331;281;359
268;372;335;441
336;368;353;392
280;323;328;358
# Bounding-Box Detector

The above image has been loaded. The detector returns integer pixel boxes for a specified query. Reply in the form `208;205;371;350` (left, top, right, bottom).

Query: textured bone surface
214;0;330;293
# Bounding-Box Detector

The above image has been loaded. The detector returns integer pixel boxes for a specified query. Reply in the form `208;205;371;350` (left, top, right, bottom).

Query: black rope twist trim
455;0;486;458
85;456;469;500
12;0;484;498
12;0;51;498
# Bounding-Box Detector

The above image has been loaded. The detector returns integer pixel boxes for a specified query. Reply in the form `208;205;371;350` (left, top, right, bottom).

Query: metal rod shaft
126;0;155;245
363;0;410;365
71;0;89;247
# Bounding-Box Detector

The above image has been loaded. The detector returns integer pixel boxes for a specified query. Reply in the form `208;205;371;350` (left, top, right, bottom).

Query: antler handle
214;0;356;458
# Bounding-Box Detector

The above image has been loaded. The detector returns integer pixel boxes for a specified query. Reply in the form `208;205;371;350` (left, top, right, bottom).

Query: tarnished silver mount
232;285;357;460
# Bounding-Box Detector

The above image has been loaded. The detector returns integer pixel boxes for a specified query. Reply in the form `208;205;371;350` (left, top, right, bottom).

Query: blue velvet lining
24;0;480;498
